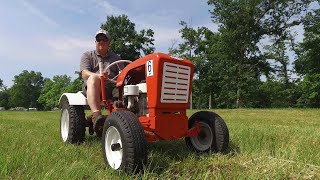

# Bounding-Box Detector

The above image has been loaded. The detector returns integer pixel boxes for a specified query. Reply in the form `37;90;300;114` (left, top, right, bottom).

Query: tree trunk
209;91;212;109
236;64;241;109
236;88;240;108
281;49;289;85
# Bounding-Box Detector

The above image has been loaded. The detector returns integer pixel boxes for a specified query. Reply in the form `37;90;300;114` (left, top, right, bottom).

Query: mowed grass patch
0;109;319;179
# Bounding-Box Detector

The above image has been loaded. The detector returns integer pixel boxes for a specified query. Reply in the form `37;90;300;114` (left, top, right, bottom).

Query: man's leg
86;74;101;117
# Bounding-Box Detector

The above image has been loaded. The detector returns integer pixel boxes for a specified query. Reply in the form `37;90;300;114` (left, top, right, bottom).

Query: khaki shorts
82;80;119;100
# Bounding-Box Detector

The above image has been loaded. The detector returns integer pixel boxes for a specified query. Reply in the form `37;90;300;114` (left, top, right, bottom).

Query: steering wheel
104;60;132;83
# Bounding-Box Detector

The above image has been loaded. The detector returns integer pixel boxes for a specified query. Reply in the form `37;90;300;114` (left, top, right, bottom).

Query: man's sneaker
93;115;105;134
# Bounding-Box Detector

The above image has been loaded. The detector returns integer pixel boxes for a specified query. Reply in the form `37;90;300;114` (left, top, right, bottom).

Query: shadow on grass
82;134;241;175
145;140;241;174
83;135;102;146
145;140;189;174
226;141;241;156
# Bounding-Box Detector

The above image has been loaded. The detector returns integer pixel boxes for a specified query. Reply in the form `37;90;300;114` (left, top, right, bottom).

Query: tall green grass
0;109;319;179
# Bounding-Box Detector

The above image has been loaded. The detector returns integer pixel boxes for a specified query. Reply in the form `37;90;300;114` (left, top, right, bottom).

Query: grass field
0;109;320;179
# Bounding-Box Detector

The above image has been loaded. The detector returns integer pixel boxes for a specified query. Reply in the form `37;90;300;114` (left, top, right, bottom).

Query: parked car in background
0;107;5;110
15;107;28;111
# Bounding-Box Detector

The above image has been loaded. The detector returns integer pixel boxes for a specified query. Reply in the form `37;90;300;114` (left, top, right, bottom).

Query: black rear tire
185;111;229;153
60;100;86;144
102;111;147;174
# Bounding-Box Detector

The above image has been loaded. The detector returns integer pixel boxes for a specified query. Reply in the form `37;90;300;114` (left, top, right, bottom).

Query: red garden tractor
59;52;229;174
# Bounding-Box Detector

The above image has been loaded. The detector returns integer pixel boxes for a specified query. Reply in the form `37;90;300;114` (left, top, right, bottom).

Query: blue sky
1;1;319;87
0;0;217;87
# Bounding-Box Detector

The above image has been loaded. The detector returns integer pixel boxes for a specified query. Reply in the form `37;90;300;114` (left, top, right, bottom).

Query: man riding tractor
59;29;230;174
80;29;123;134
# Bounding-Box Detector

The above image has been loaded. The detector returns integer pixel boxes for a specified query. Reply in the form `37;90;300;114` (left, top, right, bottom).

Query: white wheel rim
105;126;123;169
190;121;213;151
60;108;69;142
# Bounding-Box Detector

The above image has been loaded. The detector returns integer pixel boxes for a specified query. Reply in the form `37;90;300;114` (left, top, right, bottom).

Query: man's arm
80;52;99;80
81;69;99;80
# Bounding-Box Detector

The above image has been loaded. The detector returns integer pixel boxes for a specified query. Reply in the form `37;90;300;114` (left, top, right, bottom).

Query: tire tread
185;111;229;153
102;111;147;174
61;101;85;144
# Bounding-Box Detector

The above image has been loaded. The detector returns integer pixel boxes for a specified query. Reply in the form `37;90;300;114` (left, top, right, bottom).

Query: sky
0;0;217;87
1;1;319;88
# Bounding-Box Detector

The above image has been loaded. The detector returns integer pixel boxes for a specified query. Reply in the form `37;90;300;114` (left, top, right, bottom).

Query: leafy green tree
258;80;299;108
9;70;44;108
0;90;10;109
169;21;214;108
100;15;155;60
292;8;320;107
206;0;311;108
64;71;83;93
39;71;82;110
297;74;320;107
264;37;291;85
38;75;72;110
0;78;10;109
0;78;4;91
295;8;320;75
170;1;313;108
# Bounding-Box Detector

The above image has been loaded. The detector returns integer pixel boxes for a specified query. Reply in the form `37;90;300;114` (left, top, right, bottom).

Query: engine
123;83;148;116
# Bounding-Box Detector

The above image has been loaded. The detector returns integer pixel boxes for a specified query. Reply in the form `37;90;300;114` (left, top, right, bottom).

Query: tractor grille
160;62;191;103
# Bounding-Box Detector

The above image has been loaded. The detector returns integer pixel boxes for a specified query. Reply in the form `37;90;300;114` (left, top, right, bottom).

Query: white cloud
21;0;59;27
91;2;181;52
0;0;225;87
93;0;125;16
41;36;94;65
55;1;86;15
90;1;218;52
44;36;92;52
0;35;89;87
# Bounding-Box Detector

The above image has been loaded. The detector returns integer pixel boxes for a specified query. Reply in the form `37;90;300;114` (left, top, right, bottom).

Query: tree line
0;1;319;110
170;0;320;108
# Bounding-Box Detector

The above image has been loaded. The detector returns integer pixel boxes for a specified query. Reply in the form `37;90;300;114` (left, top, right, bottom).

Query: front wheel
102;111;147;174
185;111;229;153
60;100;86;144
